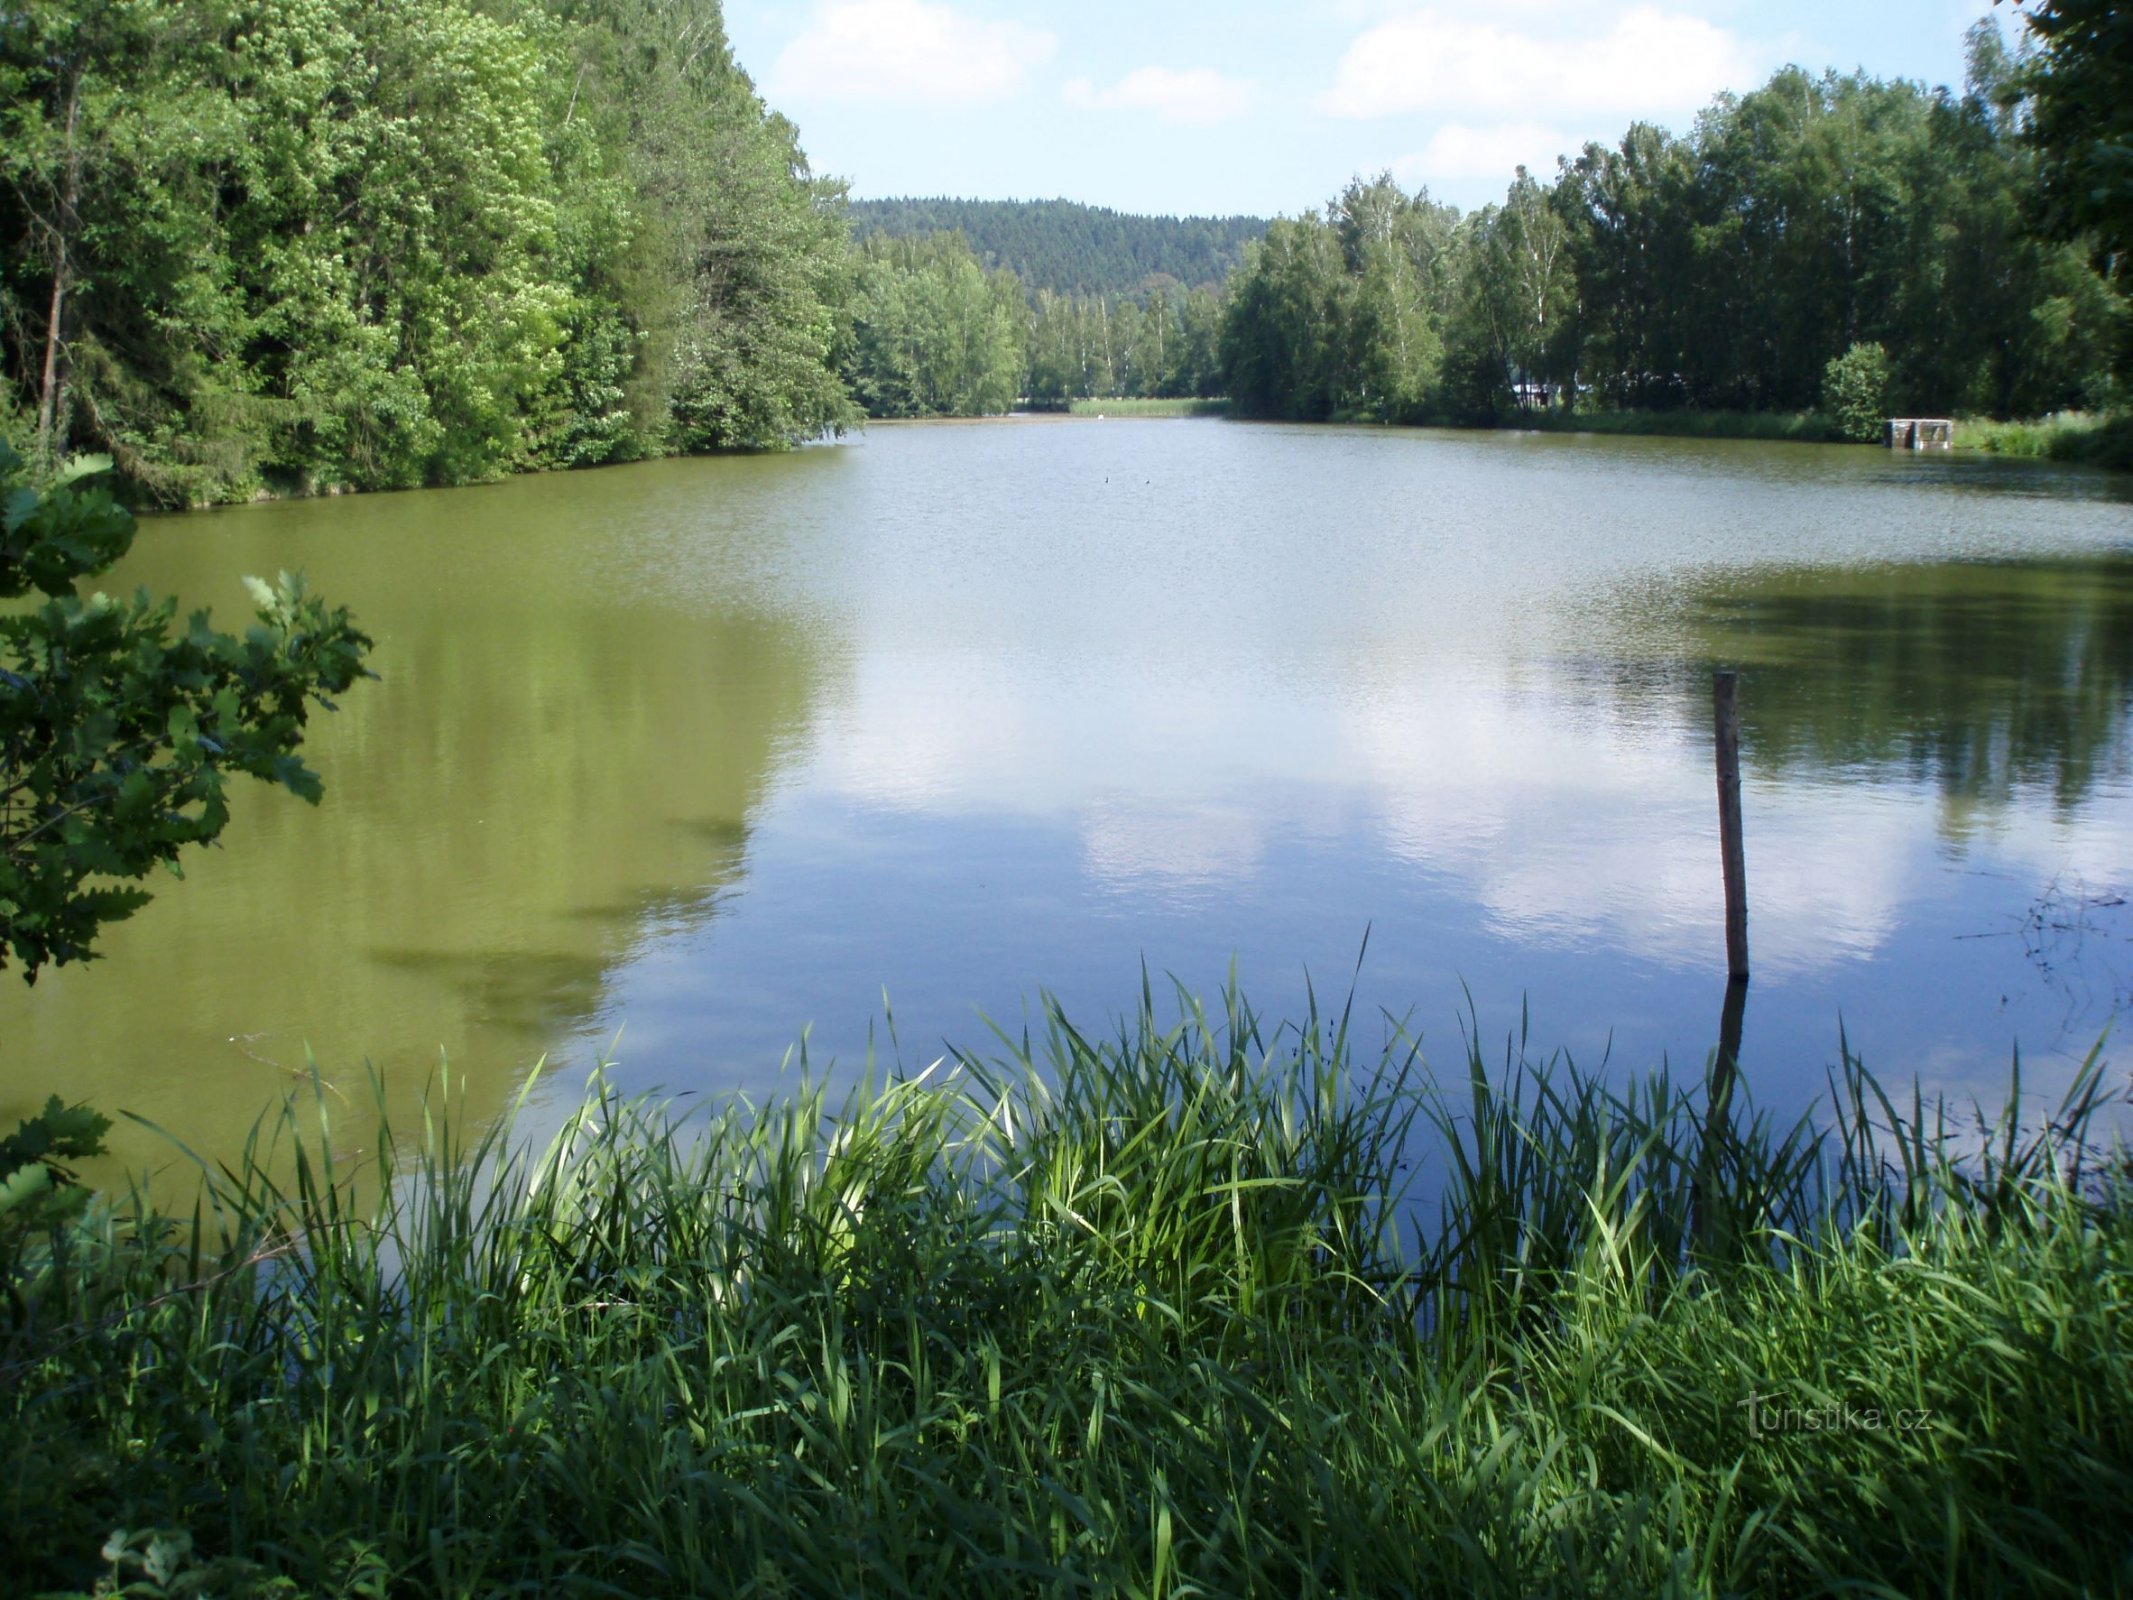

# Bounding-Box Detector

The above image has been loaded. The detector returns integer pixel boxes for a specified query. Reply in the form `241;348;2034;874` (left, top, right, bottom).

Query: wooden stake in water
1695;974;1749;1258
1713;670;1749;982
1698;676;1752;1258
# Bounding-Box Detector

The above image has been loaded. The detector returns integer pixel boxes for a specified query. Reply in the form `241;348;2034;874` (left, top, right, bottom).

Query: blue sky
724;0;2008;217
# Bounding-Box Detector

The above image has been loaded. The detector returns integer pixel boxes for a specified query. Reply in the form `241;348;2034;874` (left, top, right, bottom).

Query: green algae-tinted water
6;418;2129;1176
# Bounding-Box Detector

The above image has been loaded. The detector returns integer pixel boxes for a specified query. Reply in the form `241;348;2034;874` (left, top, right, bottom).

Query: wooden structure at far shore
1884;417;1953;450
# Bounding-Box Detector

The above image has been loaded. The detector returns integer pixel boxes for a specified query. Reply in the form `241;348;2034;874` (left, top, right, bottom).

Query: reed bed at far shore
1520;407;1845;443
4;983;2130;1598
1956;411;2133;470
1063;397;1231;417
1492;406;2133;468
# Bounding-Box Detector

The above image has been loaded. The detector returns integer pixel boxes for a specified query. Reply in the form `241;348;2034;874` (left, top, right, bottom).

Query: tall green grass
1521;408;1845;444
1063;397;1231;418
1533;406;2133;467
4;984;2128;1597
1956;412;2133;470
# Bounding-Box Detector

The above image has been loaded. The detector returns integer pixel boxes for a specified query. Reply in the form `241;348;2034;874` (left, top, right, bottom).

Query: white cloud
1062;67;1255;127
1391;121;1573;187
1340;686;1921;976
767;0;1055;106
1322;5;1762;121
1082;800;1264;890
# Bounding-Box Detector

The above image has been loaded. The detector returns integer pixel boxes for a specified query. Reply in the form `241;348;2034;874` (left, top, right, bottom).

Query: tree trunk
35;79;83;466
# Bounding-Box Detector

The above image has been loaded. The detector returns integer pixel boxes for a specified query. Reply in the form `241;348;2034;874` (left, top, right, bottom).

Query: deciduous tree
0;438;371;978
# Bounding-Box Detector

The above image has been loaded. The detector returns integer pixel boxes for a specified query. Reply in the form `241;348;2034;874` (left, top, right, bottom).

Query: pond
5;418;2131;1176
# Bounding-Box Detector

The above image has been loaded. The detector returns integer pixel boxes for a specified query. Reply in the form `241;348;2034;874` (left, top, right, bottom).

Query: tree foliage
0;1093;109;1237
839;229;1230;411
7;6;2123;454
1222;32;2123;427
1024;280;1224;406
2020;0;2133;284
555;0;854;454
843;232;1025;418
0;437;372;978
1823;342;1893;441
0;0;854;504
848;197;1263;298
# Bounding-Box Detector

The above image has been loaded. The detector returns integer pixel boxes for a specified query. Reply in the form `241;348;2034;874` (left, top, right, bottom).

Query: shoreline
133;402;2131;517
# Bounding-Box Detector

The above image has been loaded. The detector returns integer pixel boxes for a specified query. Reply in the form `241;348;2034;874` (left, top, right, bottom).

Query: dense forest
845;199;1243;412
847;198;1265;299
1221;23;2126;429
843;231;1027;418
5;2;2130;502
1;0;854;504
842;227;1226;416
1025;281;1225;406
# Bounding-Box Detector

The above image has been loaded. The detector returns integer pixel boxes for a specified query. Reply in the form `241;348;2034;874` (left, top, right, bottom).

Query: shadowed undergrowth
3;981;2129;1598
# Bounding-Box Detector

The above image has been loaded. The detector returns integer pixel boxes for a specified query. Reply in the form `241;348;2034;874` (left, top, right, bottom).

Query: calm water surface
6;419;2131;1174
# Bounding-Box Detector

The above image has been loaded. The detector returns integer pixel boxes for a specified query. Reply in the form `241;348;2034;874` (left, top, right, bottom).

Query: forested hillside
1221;25;2125;430
837;229;1225;414
1;0;852;504
847;198;1265;299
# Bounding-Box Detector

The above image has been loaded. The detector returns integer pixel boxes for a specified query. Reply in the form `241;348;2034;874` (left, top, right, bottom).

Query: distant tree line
1222;24;2127;428
1;0;1248;498
9;4;2129;502
1025;281;1224;407
846;198;1263;299
841;198;1238;411
841;228;1225;417
843;232;1024;419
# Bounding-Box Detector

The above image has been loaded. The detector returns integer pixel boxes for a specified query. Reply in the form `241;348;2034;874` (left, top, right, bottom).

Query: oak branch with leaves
1;437;373;980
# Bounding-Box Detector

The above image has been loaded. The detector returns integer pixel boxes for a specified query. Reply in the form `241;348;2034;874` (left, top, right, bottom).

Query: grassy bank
5;987;2129;1597
1955;411;2133;470
1515;406;2133;468
1259;405;1846;443
1064;397;1231;417
1519;408;1846;444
